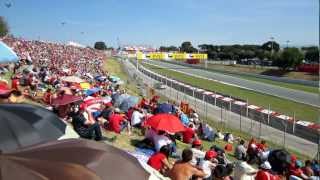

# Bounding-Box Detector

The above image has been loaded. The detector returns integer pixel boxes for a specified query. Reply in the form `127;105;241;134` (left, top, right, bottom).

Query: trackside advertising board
137;52;207;60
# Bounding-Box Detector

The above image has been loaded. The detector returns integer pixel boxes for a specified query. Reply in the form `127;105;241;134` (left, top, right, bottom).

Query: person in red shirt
182;124;197;144
107;108;129;134
11;77;19;90
289;160;309;179
255;161;280;180
256;140;267;152
42;89;52;105
147;145;172;174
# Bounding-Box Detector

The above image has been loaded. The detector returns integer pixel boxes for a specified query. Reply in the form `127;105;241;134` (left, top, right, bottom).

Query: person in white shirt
190;139;206;166
152;130;172;152
131;108;145;128
199;150;218;180
234;161;257;180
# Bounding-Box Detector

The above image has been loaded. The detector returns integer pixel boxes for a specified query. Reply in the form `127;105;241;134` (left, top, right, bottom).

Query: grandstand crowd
0;36;319;180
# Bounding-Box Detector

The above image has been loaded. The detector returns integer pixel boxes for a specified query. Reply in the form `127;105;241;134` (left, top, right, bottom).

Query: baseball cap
205;150;218;159
193;139;202;146
260;161;272;170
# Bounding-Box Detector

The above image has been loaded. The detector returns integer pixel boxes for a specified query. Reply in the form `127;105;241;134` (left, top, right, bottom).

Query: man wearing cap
255;161;277;180
107;108;130;134
199;150;218;180
191;139;206;166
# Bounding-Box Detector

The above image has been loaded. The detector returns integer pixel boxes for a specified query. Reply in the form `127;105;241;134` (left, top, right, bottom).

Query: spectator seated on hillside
182;123;197;144
152;130;175;154
130;106;145;128
105;108;131;134
198;123;216;142
234;161;257;180
224;132;234;143
199;150;219;180
289;160;310;180
235;139;247;161
68;105;103;141
190;139;205;166
210;145;231;165
147;145;172;175
168;148;206;180
177;110;189;126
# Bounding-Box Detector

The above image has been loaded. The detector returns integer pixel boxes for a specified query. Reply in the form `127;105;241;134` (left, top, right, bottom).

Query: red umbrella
0;81;11;95
144;113;186;134
51;94;82;106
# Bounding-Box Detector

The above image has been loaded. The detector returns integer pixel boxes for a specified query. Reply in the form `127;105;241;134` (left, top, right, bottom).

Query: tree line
159;41;318;70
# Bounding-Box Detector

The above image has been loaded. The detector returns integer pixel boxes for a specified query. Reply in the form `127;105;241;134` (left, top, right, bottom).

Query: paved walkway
122;59;318;158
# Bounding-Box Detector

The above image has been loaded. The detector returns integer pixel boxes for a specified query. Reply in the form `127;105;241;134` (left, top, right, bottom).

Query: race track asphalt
145;60;320;107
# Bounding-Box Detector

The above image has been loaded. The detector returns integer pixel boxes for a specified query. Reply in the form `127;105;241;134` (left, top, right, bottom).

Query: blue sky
1;0;318;47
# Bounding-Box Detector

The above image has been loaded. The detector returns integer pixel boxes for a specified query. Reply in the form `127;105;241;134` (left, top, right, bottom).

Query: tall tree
180;41;197;53
159;46;178;52
302;46;319;62
0;16;9;37
261;41;280;52
275;48;303;70
94;41;107;50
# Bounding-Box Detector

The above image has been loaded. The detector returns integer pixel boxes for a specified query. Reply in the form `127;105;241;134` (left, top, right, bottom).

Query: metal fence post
214;91;217;106
220;105;223;128
292;112;296;133
205;95;208;122
284;120;287;148
183;86;186;102
246;99;249;117
202;94;206;119
267;104;271;124
229;95;232;111
170;77;172;98
259;114;262;139
240;107;242;132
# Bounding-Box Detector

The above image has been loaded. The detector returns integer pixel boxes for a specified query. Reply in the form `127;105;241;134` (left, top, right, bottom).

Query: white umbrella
61;76;85;83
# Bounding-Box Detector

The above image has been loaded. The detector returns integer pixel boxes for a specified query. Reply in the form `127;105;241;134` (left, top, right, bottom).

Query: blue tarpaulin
85;87;101;96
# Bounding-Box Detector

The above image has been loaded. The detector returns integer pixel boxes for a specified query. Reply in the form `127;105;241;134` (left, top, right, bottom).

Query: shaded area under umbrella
1;139;150;180
0;103;66;153
144;113;186;134
51;94;82;106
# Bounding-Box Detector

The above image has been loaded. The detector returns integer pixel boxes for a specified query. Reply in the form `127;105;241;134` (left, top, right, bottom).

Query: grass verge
104;58;140;96
141;62;318;123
